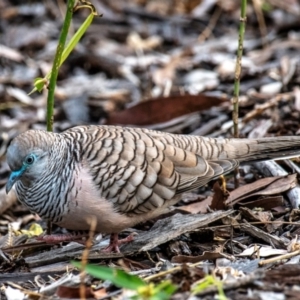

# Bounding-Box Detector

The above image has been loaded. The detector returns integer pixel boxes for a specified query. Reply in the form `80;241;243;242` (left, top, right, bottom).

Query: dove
5;125;300;252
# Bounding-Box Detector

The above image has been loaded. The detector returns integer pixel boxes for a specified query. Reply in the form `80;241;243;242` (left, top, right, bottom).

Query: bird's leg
36;231;89;244
102;233;134;253
46;220;52;235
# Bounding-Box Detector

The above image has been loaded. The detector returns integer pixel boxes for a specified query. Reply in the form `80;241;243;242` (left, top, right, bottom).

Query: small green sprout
72;261;177;300
192;275;227;300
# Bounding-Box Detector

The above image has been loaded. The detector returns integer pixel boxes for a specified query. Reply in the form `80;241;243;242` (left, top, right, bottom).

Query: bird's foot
102;233;135;253
36;232;88;244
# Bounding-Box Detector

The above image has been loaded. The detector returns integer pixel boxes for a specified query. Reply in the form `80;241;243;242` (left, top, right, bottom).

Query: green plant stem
29;12;96;96
46;0;75;132
232;0;247;138
232;0;247;189
46;0;75;234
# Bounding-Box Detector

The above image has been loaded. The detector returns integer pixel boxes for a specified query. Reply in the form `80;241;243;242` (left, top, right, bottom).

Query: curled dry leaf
238;195;284;211
225;174;297;207
238;246;287;258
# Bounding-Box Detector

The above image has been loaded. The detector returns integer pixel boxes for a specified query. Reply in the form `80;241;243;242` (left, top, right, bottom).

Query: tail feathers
226;136;300;163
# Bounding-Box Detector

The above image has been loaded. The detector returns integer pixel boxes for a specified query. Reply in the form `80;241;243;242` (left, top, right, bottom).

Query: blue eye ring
25;155;35;165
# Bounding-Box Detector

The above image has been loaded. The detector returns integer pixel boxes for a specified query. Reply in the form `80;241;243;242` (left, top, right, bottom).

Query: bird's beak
6;170;22;194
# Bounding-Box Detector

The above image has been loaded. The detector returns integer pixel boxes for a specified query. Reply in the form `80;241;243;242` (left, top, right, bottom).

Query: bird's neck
16;135;79;223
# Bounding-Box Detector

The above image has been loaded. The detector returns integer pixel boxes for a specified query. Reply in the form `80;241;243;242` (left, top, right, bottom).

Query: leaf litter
1;0;300;299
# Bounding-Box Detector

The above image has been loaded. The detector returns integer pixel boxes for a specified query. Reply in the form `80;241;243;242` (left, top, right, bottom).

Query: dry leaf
56;286;94;299
225;174;297;206
238;246;287;257
171;251;229;263
106;94;228;125
178;196;212;214
238;195;284;210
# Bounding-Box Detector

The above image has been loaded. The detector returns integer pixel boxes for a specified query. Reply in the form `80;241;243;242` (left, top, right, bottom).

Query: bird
5;125;300;252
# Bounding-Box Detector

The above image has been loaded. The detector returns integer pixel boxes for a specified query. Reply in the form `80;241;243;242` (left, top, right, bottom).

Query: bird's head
6;130;52;194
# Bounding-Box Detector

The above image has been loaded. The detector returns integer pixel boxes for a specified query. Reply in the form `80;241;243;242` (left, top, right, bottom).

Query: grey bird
5;125;300;251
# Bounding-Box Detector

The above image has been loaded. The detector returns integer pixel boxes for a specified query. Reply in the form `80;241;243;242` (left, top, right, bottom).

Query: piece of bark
265;264;300;283
25;211;233;267
239;221;285;249
24;241;124;268
121;210;234;253
39;273;85;296
0;271;66;284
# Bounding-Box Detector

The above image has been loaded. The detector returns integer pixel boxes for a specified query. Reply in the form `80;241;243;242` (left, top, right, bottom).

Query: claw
102;233;135;253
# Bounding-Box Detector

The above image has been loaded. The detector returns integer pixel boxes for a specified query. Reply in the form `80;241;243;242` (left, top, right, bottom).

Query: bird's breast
55;164;136;233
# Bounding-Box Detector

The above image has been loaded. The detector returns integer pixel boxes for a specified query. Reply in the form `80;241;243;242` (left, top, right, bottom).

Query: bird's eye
25;155;35;165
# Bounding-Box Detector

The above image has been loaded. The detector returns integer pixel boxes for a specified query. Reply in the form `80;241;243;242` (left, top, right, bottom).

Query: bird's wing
70;126;237;214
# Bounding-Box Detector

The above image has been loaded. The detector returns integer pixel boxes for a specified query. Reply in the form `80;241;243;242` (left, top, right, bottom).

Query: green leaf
28;77;46;95
154;280;177;294
30;12;95;96
152;281;177;300
72;261;146;290
35;78;46;91
60;13;94;67
192;275;227;300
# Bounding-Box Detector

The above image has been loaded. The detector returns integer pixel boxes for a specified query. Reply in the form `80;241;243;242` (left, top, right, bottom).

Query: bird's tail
216;136;300;163
144;128;300;163
165;133;300;163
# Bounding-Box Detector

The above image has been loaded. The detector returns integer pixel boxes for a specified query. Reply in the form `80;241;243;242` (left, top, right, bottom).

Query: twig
242;91;294;123
80;216;97;300
259;249;300;266
144;261;207;282
252;0;268;49
198;6;222;43
196;220;300;231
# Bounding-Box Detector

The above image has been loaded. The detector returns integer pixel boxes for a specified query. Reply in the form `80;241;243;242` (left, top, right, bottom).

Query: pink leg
102;233;134;253
36;232;88;244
